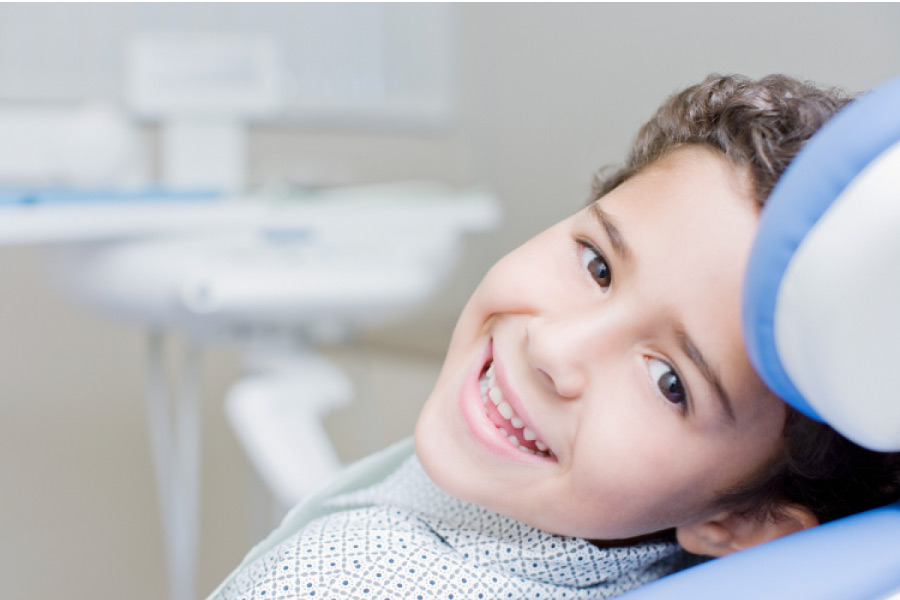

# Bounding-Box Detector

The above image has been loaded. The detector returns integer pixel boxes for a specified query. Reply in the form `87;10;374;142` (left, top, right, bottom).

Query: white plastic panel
775;140;900;450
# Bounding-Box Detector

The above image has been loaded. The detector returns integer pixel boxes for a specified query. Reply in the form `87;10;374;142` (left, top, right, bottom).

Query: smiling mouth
479;361;553;458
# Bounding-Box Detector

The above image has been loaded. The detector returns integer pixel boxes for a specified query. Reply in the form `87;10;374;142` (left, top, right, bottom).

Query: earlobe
676;504;819;557
676;517;736;557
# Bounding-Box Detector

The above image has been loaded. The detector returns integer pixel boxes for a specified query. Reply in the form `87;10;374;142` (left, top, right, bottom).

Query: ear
676;504;819;557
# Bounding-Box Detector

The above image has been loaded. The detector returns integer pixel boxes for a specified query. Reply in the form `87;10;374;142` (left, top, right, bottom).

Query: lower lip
458;340;551;463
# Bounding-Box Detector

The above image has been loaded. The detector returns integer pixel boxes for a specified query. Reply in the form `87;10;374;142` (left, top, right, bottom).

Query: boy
210;74;900;599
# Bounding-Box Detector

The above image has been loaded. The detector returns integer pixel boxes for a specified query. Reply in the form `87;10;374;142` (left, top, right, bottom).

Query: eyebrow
676;327;737;423
589;202;633;263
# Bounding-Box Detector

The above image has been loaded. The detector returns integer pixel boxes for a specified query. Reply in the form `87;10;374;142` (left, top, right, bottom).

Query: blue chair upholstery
622;76;900;599
623;503;900;600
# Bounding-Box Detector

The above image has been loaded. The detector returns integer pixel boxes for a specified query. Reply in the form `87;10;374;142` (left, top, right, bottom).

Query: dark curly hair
592;73;900;524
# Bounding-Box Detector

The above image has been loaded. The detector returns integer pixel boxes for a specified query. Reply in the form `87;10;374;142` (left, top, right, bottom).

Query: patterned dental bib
217;455;687;600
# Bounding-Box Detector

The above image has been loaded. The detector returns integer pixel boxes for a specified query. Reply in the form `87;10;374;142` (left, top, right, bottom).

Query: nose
525;307;631;400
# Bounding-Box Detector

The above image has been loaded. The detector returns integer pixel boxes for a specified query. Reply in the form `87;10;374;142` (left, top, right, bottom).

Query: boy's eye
648;358;688;408
580;243;611;290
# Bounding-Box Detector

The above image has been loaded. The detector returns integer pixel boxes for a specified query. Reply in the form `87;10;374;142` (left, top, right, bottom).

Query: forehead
601;147;758;275
609;146;755;220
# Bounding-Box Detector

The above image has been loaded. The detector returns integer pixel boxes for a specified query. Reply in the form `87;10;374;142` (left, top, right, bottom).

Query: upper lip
491;341;553;455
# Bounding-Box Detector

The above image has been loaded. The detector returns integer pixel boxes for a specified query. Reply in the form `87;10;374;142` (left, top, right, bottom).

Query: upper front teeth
489;387;503;407
481;363;550;457
485;364;516;420
497;401;513;420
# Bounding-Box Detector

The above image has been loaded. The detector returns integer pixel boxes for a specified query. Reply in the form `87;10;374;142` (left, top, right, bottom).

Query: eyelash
577;239;612;291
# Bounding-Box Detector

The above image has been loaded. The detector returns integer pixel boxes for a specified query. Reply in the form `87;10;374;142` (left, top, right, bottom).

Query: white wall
1;4;899;599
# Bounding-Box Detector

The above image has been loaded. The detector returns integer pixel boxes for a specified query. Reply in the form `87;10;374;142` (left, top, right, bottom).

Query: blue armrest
622;503;900;600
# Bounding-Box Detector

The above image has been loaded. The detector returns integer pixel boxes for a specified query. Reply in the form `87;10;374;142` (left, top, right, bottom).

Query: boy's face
415;146;786;542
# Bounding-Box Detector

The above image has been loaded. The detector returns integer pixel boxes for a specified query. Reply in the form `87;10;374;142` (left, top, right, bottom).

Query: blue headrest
742;76;900;451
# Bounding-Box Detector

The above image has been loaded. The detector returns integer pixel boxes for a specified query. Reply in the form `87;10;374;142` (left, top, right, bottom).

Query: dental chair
622;76;900;599
208;78;900;600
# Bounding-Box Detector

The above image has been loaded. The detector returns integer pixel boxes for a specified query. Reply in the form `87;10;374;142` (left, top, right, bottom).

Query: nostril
526;320;586;400
534;366;556;390
533;364;583;400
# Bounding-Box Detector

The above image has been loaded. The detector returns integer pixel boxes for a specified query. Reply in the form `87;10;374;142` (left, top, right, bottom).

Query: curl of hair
721;408;900;524
592;73;853;206
593;73;900;524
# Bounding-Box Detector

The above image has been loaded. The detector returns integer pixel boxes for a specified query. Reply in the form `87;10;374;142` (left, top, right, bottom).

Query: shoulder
206;438;415;600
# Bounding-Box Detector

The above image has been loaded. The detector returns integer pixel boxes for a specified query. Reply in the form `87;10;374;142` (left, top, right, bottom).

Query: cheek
572;400;686;494
570;403;736;530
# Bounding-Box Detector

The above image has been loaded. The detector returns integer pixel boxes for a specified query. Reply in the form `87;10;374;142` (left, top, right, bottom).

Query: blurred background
1;4;898;599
